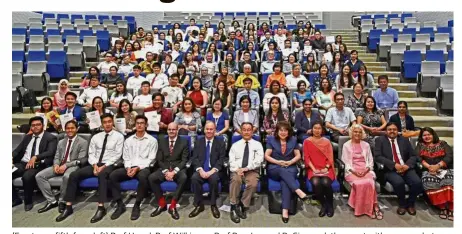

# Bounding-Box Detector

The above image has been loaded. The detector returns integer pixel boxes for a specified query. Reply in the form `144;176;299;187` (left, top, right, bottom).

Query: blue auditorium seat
12;51;25;62
360;15;372;20
402;27;417;41
12;28;27;35
47;51;69;79
214;12;224;17
315;24;327;30
262;73;271;87
385;28;399;42
403;50;422;79
400;13;413;22
28;50;46;61
448;20;454;28
98;15;110;24
248;12;257;16
124;16;136;34
120;179;139;191
305;178;340;193
62;29;78;43
260;12;269;16
426;50;446;73
71;14;83;24
42;13;55;23
85;14;97;23
270;12;280;16
79;30;94;42
79;177;98;188
236;12;246;16
368;29;382;52
437;27;453;41
112;15;123;24
268;178;300;192
386;14;399;22
225;12;235;17
419;27;435;41
46;29;61;37
57;14;69;23
29;28;44;36
448;50;453;61
96;30;110;51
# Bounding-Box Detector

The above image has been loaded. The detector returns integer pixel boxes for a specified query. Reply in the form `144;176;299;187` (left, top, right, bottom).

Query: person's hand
395;163;403;173
93;165;99;176
162;92;168;96
214;132;220;136
26;156;37;169
313;169;321;174
307;129;312;135
85;118;90;124
199;169;208;179
428;164;440;173
320;168;328;174
356;170;365;177
165;171;175;181
128;167;140;177
53;165;60;174
58;164;67;174
126;167;133;177
266;129;273;135
339;129;347;135
237;168;245;176
401;164;410;172
97;165;106;174
85;103;92;109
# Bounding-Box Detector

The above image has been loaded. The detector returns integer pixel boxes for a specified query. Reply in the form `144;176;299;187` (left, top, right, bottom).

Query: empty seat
23;61;49;92
88;19;100;28
445;61;453;75
12;42;24;51
419;27;435;41
47;35;63;44
47;50;68;79
402;50;422;79
65;35;81;46
83;36;98;59
85;15;97;23
423;21;437;31
60;23;75;32
426;50;446;73
389;43;407;69
47;42;64;52
418;61;441;93
368;29;382;51
28;42;45;51
438;74;453;110
67;43;84;68
102;19;114;27
45;29;60;37
415;34;431;47
375;23;388;31
13;22;27;29
391;23;404;31
28;22;43;29
410;42;427;60
91;24;104;31
448;50;453;61
45;23;59;31
360;24;374;44
29;35;44;44
403;17;417;26
402;27;417;41
361;19;373;25
27;50;46;61
76;24;89;33
98;15;110;24
12;51;25;62
12;27;27;35
106;24;120;37
96;30;110;51
430;41;448;53
374;18;386;25
79;29;93;41
74;18;86;26
12;34;25;44
406;22;420;31
71;14;83;24
59;18;72;26
117;20;128;38
397;34;412;46
434;33;450;45
44;18;57;25
378;34;394;59
112;15;123;24
389;18;401;26
62;29;78;43
12;61;23;73
28;28;44;36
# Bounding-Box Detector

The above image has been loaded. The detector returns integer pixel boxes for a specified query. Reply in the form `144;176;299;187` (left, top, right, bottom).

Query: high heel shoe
281;215;289;223
300;195;311;205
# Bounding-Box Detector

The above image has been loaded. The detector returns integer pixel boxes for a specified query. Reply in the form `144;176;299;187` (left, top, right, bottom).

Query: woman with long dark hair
335;64;355;92
114;99;137;136
263;96;289;136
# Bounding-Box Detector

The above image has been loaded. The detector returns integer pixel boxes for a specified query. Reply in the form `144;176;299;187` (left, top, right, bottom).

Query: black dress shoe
110;204;126;220
318;206;327;217
300;195;311;205
188;205;205;218
326;204;334;217
131;206;141;221
12;199;23;208
238;204;247;219
282;215;289;223
397;207;406;215
211;205;220;219
90;207;107;223
150;206;167;217
38;202;58;213
58;202;66;213
56;207;73;222
230;207;240;223
168;208;180;220
24;203;33;212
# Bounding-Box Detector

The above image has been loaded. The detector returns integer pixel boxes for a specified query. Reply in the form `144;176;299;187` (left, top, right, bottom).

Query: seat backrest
103;19;114;26
77;24;89;32
391;23;404;30
47;35;62;43
361;24;373;32
83;36;97;45
406;22;420;30
49;50;67;62
12;51;25;62
26;61;47;74
12;42;24;51
404;50;422;63
29;35;44;43
28;42;45;51
61;24;74;30
437;27;452;34
28;22;43;29
434;33;450;43
27;50;46;61
398;34;412;44
12;73;23;88
12;61;23;73
361;19;373;25
96;30;110;38
13;22;27;29
107;24;119;32
45;23;59;30
445;61;453;75
430;42;447;52
59;18;72;25
404;17;417;24
379;34;394;45
66;35;81;44
88;19;100;26
74;18;86;25
12;27;27;35
440;74;453;90
46;29;60;36
421;61;441;75
12;34;25;43
423;21;437;30
415;34;430;43
419;27;435;36
338;136;351;159
44;18;57;25
389;18;401;25
374;23;388;31
390;43;406;53
67;43;83;52
448;50;453;61
410;42;426;53
79;29;93;38
91;24;105;31
374;18;386;25
426;50;445;62
385;28;399;38
369;29;383;38
116;20;128;27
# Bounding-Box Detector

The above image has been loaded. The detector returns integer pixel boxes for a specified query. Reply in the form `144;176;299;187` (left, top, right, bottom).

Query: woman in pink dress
341;124;383;219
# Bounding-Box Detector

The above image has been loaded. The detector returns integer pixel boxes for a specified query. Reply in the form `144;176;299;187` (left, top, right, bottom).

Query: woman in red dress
186;77;208;116
303;122;335;217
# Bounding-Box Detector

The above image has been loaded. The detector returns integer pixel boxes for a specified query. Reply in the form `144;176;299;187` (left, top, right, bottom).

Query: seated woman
86;96;113;134
265;121;310;223
206;98;230;143
263;80;288;112
328;51;344;74
174;97;202;144
312;64;335;94
24;97;60;133
341;124;382;220
212;80;232;109
389;101;420;138
80;66;100;88
345;83;366;113
53;79;70;110
177;64;191;93
265;63;287;89
114;99;137;136
415;127;453;221
220;53;239;75
186;77;209;116
315;78;335;116
303;53;319;73
355;65;375;90
335;64;355;93
110;81;134;108
293;80;313;109
263;96;290;136
295;99;322;143
215;66;236;90
233;95;259;135
357;96;387;150
303;122;336;217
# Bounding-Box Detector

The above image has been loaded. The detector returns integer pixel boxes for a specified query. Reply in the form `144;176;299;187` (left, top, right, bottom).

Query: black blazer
12;132;58;166
295;110;322;137
191;137;227;172
374;135;417;171
156;137;189;171
389;113;416;132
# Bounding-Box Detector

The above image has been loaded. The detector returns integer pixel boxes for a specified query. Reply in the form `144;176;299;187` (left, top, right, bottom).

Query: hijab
55;79;70;109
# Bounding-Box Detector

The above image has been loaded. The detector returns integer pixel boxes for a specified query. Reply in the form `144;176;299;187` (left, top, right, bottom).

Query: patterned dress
263;112;290;136
358;109;385;149
345;93;366;113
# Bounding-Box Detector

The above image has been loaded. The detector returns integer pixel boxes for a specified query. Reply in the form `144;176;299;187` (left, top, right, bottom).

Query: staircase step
366;66;387;72
12;113;35;125
389;83;416;91
86;62;99;67
70;77;82;83
408;107;437;116
363;62;388;67
70;71;86;77
397;91;417;98
348;45;367;50
413;116;453;127
374;77;399;83
399;98;436;108
431;127;453;137
371;71;401;77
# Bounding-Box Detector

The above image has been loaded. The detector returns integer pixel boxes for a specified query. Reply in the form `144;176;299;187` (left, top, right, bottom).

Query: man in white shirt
286;63;309;88
236;78;260;109
97;52;118;74
170;42;184;63
146;62;169;90
273;28;287;49
118;55;134;78
185;18;200;35
325;92;357;143
228;122;264;223
56;113;124;223
202;52;219;76
126;65;147;92
161;54;178;76
260;50;277;73
78;77;108;109
133;81;153;109
109;115;158;221
161;73;183;112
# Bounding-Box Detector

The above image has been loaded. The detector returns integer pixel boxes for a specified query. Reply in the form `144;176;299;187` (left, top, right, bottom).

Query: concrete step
70;77;82;83
86;62;99;67
432;127;453;137
70;71;87;77
366;66;387;72
371;71;401;77
363;62;388;67
361;58;378;63
399;98;437;108
413;116;453;127
408;107;437;116
12;113;35;125
374;77;400;83
348;45;367;51
397;91;417;98
389;83;417;91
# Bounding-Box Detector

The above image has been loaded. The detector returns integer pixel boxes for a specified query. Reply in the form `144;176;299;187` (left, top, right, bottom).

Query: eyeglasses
167;129;178;131
335;98;344;101
31;123;42;127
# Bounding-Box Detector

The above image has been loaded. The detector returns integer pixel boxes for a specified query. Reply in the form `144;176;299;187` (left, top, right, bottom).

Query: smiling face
193;79;201;90
93;98;103;111
120;101;130;113
352;127;363;141
293;65;301;76
270;98;280;111
183;99;193;112
65;94;76;108
312;124;323;137
386;124;398;139
213;99;222;112
65;122;77;138
42;99;52;112
342;66;350;76
30;119;44;135
422;131;434;144
365;97;375;111
240;98;250;110
398;102;407;114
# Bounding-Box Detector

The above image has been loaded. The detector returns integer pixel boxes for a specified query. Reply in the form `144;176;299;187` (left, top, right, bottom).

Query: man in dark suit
188;121;226;219
12;116;58;211
59;92;86;132
148;122;189;220
374;122;423;216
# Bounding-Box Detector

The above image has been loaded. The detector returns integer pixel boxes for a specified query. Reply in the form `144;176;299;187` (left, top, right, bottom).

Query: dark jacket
13;131;58;166
295;110;322;138
60;105;85;125
389;113;416;132
374;135;417;171
191;136;227;172
156;136;189;171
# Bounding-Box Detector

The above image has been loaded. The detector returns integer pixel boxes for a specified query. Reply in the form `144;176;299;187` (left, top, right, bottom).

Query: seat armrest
113;158;124;168
335;158;345;170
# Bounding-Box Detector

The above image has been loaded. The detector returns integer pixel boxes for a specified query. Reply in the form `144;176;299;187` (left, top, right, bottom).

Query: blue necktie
203;141;211;172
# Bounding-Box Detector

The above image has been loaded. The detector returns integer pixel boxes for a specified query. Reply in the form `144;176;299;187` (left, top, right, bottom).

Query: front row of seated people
13;111;453;223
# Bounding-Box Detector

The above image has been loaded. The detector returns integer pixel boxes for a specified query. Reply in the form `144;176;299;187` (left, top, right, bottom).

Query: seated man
325;92;357;143
235;64;261;89
202;52;219;77
109;115;158;221
35;120;88;214
139;52;156;75
236;78;260;109
310;31;327;51
126;65;147;91
238;51;258;73
97;52;118;74
189;121;226;219
144;93;174;135
78;76;108;109
148;122;189;220
374;122;423;216
200;65;214;91
228;122;264;223
133;81;153;109
56;114;124;223
373;75;399;109
260;50;277;73
161;54;178;76
59;92;85;128
161;73;184;112
13;116;58;211
345;50;365;74
146;62;169;90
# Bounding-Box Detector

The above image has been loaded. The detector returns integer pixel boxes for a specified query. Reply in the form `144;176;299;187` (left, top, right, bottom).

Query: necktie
61;139;72;165
98;134;109;164
242;141;249;168
31;136;39;158
67;108;71;114
169;141;174;155
203;141;211;172
392;139;401;165
151;74;158;86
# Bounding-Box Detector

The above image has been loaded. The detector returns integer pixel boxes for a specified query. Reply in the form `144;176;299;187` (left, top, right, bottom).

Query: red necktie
391;139;401;165
169;141;174;155
61;139;72;165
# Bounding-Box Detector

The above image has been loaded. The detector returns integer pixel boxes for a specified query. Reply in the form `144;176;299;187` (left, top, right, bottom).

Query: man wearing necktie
148;122;189;220
188;121;226;219
56;113;124;223
235;78;260;109
375;122;423;216
58;92;85;131
13;117;57;211
228;122;264;223
35;120;88;214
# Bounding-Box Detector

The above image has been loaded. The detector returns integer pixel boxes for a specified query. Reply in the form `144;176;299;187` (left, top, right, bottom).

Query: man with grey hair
286;63;309;88
235;64;260;89
202;52;219;76
260;50;277;73
200;65;214;91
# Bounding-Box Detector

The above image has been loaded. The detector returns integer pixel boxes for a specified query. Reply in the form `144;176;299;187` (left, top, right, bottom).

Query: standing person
55;114;124;223
12;117;58;211
228;122;264;223
188;121;227;219
109;115;158;221
374;122;423;216
148;123;189;220
35;120;88;214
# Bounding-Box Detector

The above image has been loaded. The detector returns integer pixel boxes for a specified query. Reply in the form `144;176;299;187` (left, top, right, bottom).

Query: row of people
12;115;453;223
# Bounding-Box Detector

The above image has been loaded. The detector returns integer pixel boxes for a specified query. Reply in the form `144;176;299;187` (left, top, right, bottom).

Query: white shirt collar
33;131;45;139
168;136;178;143
134;132;148;140
205;137;214;145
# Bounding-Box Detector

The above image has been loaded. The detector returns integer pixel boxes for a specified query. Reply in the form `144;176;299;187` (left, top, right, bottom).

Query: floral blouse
263;111;290;135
